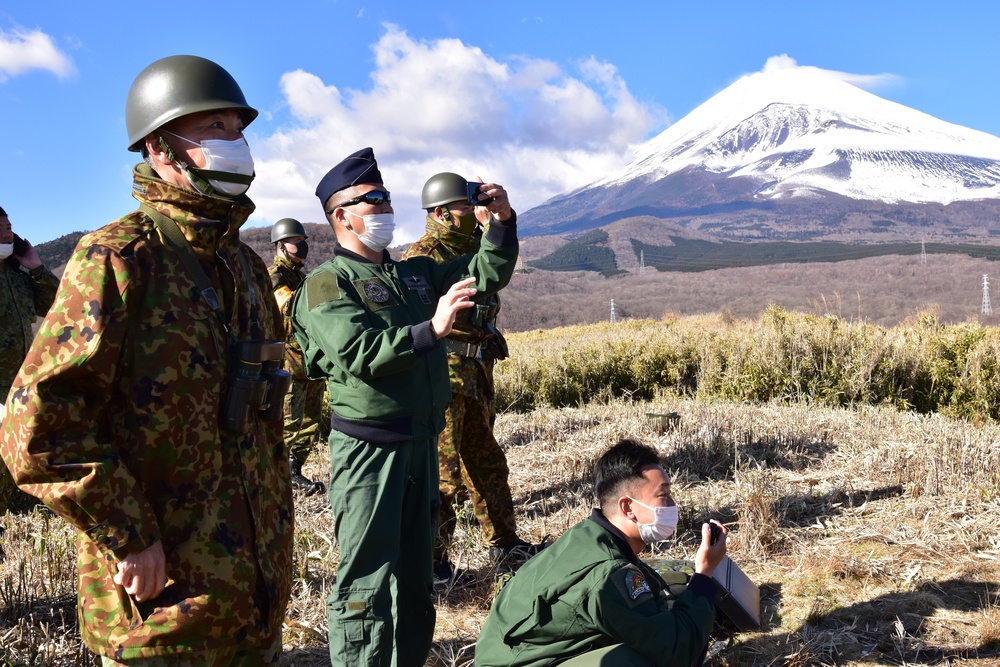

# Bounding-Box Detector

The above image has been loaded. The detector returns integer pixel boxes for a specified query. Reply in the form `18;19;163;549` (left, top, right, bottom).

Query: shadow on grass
661;430;838;483
512;472;591;521
729;578;1000;665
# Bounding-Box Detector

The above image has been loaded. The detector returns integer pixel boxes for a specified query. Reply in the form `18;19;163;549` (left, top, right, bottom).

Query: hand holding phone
467;181;494;207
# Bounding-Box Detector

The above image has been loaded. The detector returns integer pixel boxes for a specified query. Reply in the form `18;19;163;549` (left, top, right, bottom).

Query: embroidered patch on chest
626;568;652;600
352;277;399;312
363;280;391;303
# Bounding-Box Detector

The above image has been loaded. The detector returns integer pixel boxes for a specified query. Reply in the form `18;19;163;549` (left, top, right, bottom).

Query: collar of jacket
131;163;255;255
587;507;641;565
273;253;304;273
333;243;391;265
422;215;479;254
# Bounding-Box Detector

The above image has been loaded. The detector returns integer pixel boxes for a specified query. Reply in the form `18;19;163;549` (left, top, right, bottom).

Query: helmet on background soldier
125;55;258;152
271;218;308;244
421;172;469;210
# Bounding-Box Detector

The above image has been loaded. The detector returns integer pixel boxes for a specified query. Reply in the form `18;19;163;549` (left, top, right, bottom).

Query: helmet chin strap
441;208;478;236
155;133;253;196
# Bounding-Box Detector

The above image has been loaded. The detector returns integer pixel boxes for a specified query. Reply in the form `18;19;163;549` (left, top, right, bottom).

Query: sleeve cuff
410;321;440;356
687;572;717;603
20;263;44;278
484;209;517;247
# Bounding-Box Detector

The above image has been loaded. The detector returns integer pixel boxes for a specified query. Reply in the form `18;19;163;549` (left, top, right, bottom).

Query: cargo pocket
329;592;388;665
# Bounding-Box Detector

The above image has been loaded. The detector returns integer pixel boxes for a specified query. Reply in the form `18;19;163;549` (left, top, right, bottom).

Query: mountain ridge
522;65;1000;241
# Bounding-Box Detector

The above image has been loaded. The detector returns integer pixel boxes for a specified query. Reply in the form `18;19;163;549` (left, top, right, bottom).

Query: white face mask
163;131;255;197
342;209;395;253
629;497;679;544
0;243;12;259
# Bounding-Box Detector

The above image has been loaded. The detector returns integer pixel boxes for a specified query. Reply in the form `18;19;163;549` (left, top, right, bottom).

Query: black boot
289;457;325;496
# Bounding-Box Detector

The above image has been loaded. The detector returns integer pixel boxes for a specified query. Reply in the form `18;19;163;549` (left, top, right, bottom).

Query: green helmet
271;218;308;243
125;55;258;152
421;172;469;209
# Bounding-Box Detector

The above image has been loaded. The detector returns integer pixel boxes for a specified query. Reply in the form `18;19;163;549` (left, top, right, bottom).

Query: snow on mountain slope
592;65;1000;205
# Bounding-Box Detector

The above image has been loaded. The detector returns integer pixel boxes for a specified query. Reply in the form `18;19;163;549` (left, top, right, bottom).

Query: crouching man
475;438;726;667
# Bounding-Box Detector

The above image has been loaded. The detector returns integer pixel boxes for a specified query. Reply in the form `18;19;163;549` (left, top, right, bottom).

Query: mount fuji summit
522;64;1000;241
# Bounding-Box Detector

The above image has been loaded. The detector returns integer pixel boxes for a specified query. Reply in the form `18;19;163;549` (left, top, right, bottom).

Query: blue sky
2;1;998;246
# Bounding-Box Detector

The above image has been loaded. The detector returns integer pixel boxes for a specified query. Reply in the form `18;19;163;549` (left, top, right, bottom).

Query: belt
444;339;481;358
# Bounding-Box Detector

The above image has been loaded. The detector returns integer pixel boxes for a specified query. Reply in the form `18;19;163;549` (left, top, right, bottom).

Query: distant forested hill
35;232;86;274
35;222;344;277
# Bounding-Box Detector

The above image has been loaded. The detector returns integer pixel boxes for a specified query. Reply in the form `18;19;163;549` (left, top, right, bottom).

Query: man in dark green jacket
291;147;519;667
475;439;727;667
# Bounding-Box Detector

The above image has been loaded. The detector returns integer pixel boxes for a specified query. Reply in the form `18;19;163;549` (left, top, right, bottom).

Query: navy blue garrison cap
0;206;6;217
316;147;384;209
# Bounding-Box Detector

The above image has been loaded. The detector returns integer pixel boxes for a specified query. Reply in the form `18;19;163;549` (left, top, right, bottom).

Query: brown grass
5;394;1000;665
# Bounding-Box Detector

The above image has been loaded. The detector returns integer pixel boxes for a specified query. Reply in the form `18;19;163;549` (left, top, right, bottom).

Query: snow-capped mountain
523;65;1000;240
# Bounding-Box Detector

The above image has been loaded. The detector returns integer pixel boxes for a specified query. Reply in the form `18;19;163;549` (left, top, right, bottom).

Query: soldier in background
0;55;293;664
0;205;58;513
269;217;327;495
403;172;544;584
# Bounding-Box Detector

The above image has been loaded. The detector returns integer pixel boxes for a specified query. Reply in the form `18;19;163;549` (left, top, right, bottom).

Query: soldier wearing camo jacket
268;217;327;496
0;56;293;665
0;205;59;512
403;172;543;583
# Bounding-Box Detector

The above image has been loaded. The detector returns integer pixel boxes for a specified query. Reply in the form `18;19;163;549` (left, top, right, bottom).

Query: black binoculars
220;340;292;434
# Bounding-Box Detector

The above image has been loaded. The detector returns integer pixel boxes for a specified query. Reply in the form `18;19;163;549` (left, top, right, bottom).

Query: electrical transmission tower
983;274;992;316
921;238;926;265
610;299;617;324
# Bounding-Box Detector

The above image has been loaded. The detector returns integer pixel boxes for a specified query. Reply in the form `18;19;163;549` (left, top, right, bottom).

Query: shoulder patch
612;565;654;607
305;271;342;310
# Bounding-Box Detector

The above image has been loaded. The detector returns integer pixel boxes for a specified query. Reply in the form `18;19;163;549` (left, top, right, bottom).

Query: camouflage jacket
0;259;58;401
402;216;509;397
269;253;308;379
0;164;293;659
292;214;518;442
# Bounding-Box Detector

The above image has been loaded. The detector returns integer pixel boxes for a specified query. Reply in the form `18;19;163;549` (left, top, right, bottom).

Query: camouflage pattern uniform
0;259;58;400
269;253;328;467
0;258;58;512
0;164;294;661
402;216;517;561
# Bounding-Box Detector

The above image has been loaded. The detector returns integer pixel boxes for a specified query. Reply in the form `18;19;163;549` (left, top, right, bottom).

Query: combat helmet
421;172;469;209
271;218;308;243
125;55;258;152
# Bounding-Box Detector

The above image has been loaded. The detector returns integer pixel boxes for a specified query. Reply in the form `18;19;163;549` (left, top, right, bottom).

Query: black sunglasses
327;189;391;213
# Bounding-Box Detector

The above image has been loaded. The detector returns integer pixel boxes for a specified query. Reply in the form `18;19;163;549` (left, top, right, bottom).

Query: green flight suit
292;215;518;667
475;509;716;667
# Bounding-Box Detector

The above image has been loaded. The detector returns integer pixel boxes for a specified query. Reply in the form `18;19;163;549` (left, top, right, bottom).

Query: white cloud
249;25;665;242
762;54;902;92
0;28;75;83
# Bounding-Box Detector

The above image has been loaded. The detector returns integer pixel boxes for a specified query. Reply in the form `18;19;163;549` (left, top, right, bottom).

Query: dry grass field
5;319;1000;665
